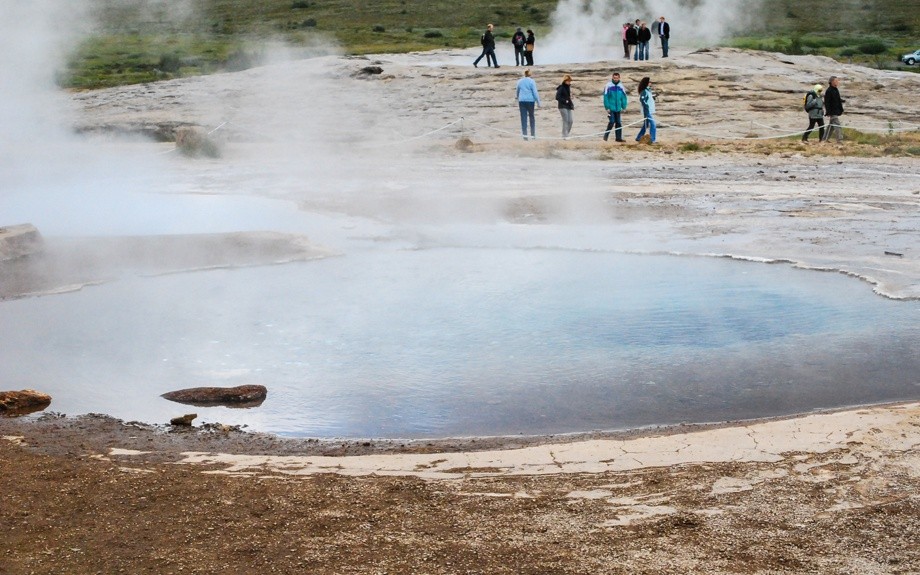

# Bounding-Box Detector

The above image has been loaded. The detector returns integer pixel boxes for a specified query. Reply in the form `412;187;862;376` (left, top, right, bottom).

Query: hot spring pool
2;248;918;438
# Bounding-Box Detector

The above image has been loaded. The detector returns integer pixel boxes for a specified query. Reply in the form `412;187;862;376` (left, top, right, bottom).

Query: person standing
524;29;536;66
822;76;845;143
622;23;630;59
802;84;825;142
637;22;651;61
603;72;628;142
555;74;575;138
658;16;670;58
625;23;638;60
516;69;541;140
651;18;660;49
634;76;656;144
512;27;526;66
473;24;499;68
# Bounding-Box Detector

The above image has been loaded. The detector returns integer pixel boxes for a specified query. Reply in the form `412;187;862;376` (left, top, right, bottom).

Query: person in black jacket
524;29;536;66
473;24;499;68
658;16;670;58
636;22;651;60
555;74;575;138
822;76;845;143
512;27;526;66
625;23;638;60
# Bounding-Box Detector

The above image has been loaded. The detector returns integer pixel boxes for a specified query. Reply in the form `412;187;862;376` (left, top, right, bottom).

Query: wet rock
175;126;221;158
0;224;44;261
161;385;267;408
170;413;197;426
0;389;52;415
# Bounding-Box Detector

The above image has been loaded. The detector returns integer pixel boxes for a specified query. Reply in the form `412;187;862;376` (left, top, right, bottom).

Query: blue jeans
661;37;669;57
637;41;649;60
604;111;622;141
636;114;656;143
519;101;536;138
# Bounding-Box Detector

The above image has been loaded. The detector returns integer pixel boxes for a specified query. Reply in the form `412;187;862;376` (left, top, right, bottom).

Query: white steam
540;0;760;63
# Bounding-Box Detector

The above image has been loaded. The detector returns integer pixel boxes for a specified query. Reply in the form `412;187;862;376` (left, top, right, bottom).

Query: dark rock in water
170;413;197;426
0;389;52;416
161;385;267;408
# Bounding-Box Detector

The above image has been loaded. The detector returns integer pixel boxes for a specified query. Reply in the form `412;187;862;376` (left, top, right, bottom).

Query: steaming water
2;237;918;438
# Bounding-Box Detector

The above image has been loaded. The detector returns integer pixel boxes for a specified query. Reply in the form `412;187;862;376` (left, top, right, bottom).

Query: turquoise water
2;248;918;438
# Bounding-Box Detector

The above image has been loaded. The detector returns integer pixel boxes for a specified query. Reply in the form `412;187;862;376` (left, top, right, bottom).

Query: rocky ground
2;47;919;573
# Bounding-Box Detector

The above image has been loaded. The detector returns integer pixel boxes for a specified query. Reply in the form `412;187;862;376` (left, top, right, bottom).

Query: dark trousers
474;48;497;67
519;101;536;138
604;111;623;141
515;47;525;65
802;118;825;141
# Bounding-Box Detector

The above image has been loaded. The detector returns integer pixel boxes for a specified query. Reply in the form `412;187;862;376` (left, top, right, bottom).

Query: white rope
186;111;919;147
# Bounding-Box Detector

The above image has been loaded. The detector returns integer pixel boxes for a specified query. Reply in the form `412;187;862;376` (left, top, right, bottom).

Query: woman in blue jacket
635;76;656;144
516;69;541;140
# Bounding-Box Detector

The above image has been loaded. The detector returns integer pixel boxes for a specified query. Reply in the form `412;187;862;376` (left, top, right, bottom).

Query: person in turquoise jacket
634;76;656;143
603;72;628;142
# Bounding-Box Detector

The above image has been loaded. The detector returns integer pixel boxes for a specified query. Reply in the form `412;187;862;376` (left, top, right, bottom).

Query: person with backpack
802;84;825;142
603;72;628;142
473;24;499;68
555;74;575;138
512;28;526;66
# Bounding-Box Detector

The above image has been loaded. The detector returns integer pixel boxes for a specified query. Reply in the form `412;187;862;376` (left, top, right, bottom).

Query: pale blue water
2;249;918;438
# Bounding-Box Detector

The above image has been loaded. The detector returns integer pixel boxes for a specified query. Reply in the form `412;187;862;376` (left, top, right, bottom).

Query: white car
902;49;920;65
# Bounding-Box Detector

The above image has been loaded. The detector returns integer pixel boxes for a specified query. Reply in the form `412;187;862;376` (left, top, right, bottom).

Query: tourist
622;23;630;59
822;76;845;143
802;84;825;142
525;29;536;66
636;22;651;61
603;72;628;142
659;16;670;58
473;24;499;68
634;76;656;144
512;27;526;66
555;74;575;138
625;22;638;60
516;69;541;140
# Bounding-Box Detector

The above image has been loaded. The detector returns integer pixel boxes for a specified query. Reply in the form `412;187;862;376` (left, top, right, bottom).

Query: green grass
727;0;919;69
62;0;919;89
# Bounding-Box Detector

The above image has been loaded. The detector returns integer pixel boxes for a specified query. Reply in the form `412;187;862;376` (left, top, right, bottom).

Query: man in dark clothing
658;16;670;58
473;24;499;68
512;28;526;66
636;22;651;60
625;23;638;60
822;76;845;143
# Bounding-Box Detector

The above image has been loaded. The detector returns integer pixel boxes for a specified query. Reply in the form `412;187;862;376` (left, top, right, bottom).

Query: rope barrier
192;111;919;147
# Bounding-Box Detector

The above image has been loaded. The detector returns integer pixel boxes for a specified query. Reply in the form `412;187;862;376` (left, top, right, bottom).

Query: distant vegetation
62;0;918;89
730;0;918;69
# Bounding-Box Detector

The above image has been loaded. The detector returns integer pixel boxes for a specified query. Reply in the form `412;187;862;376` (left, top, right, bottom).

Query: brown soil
2;411;919;574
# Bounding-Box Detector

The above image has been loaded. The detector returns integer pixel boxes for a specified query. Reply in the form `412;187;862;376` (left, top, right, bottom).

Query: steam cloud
540;0;761;63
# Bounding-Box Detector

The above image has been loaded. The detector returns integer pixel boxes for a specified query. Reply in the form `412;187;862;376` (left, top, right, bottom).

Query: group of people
476;17;671;69
802;76;846;143
473;24;536;68
515;70;657;144
623;17;670;60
